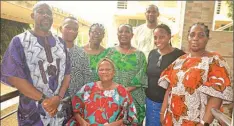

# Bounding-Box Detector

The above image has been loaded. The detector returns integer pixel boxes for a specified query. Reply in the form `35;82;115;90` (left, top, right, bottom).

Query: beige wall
181;1;233;76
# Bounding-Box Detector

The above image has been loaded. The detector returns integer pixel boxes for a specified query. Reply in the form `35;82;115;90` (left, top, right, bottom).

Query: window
117;1;127;9
216;1;221;14
129;19;146;27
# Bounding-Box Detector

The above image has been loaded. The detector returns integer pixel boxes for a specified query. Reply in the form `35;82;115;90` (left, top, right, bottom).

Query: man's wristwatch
38;94;46;104
200;120;209;126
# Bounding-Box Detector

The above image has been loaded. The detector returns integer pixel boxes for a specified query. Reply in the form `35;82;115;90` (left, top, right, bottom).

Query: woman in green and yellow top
106;24;148;125
83;23;108;82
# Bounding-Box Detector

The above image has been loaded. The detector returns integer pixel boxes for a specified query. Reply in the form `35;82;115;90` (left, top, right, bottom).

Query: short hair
33;2;52;13
63;16;78;22
118;24;133;33
188;22;210;38
89;23;105;35
97;57;116;72
146;4;159;12
61;16;79;26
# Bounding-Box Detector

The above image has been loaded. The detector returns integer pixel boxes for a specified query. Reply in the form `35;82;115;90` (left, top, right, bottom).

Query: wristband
38;94;46;104
200;120;209;126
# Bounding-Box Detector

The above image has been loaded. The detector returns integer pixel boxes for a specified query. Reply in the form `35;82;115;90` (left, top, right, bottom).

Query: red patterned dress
158;52;233;126
66;82;138;126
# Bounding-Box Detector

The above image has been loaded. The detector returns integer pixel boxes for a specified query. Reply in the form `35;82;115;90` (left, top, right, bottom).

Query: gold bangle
160;112;165;115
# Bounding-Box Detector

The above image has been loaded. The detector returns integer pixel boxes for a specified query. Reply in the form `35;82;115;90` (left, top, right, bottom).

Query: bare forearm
8;77;43;100
126;86;137;92
161;89;169;113
74;113;85;124
58;75;70;98
203;96;222;124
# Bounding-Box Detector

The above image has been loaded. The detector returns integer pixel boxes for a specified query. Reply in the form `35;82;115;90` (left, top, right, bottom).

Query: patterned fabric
158;52;233;126
68;45;92;98
105;47;148;124
1;30;71;126
85;49;109;82
131;24;156;60
66;82;138;126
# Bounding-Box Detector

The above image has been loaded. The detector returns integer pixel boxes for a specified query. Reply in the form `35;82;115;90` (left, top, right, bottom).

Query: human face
145;6;159;24
98;61;115;82
89;26;104;45
31;4;53;32
188;25;209;52
117;25;133;45
154;28;171;50
61;19;79;43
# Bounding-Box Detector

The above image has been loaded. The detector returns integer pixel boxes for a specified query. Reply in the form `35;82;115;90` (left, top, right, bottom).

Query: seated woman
66;58;138;126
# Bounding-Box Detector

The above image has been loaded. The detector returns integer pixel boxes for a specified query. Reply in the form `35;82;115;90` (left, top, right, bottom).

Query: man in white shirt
131;5;159;60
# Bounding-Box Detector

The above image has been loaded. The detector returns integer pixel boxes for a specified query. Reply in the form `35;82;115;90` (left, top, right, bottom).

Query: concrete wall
180;1;233;76
180;1;233;117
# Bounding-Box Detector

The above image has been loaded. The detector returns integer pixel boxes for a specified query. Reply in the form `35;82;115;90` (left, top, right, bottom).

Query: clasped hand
42;96;61;117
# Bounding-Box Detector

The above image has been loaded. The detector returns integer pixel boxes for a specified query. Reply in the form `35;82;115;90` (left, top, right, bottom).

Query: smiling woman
105;24;148;125
66;58;138;126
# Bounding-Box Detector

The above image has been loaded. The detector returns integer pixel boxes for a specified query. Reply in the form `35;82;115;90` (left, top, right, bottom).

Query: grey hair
118;24;133;33
33;1;52;13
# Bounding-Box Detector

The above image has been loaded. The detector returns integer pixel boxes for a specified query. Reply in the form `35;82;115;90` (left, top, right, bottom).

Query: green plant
226;1;233;19
0;18;31;62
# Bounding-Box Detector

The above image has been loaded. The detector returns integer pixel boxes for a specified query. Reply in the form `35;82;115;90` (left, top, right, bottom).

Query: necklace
99;92;108;112
88;43;100;51
119;46;132;62
189;51;207;58
98;82;113;111
84;89;109;118
87;43;101;63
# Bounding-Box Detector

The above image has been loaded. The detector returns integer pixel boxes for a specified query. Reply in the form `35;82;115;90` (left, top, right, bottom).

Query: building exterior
179;1;233;79
0;1;91;46
213;1;233;31
108;1;181;47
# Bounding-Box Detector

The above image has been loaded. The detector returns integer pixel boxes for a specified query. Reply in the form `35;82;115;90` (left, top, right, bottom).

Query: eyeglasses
156;56;162;67
91;31;103;35
146;10;157;14
98;68;113;72
64;26;78;33
36;10;52;16
189;32;206;39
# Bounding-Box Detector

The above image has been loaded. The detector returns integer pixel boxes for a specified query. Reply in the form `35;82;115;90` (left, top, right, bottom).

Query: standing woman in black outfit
145;24;185;126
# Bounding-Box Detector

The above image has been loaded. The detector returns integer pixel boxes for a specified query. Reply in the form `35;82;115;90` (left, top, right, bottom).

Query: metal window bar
216;1;221;14
0;90;19;120
117;1;127;9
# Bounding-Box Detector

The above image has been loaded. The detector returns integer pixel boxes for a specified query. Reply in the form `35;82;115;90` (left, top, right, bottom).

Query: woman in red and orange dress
159;23;233;126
